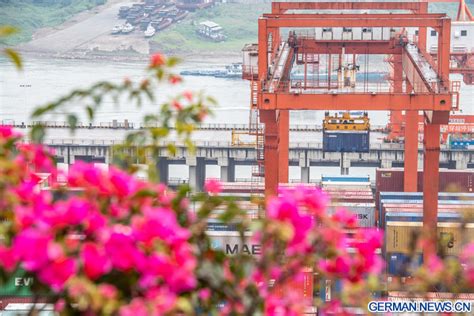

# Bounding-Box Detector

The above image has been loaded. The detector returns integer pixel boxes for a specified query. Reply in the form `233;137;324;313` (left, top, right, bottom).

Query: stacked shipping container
378;191;474;276
375;168;474;207
321;176;376;228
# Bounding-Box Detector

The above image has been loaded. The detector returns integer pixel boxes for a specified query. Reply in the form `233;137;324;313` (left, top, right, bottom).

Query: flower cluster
0;127;197;315
253;186;383;315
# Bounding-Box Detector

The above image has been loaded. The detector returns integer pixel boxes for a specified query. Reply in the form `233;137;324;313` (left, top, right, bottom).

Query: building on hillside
197;21;226;41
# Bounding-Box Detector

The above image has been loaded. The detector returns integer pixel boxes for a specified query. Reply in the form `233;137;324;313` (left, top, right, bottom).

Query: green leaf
4;48;22;70
86;106;94;121
30;124;45;143
67;114;78;130
0;26;17;37
31;103;57;118
167;143;177;156
166;56;181;67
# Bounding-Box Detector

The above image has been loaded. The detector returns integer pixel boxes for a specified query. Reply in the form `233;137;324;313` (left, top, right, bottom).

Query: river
1;57;473;181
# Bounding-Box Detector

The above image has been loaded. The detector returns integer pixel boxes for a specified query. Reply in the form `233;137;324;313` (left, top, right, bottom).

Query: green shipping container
0;270;34;297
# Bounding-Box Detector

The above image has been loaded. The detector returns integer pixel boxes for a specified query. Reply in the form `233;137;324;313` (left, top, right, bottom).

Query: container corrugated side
323;131;370;153
379;199;474;226
321;176;370;183
384;221;474;255
274;269;314;305
205;231;261;256
327;203;376;227
386;252;423;276
376;169;474;206
0;270;34;297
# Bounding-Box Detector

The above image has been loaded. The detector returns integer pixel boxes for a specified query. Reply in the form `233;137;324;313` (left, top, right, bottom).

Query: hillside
151;2;270;54
0;0;105;45
150;1;474;55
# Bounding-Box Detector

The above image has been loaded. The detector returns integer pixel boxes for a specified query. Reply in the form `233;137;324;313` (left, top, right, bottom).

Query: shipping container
323;131;370;153
376;169;474;206
388;291;474;301
220;182;264;194
0;270;34;297
386;252;423;276
384;221;474;255
378;198;474;227
205;231;260;256
322;182;371;190
386;211;463;223
380;203;474;228
321;176;370;183
0;298;53;314
327;203;376;227
319;279;343;302
273;268;314;305
378;195;474;219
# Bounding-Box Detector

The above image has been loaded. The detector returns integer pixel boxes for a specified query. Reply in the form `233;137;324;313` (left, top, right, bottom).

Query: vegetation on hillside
0;0;105;45
151;2;270;54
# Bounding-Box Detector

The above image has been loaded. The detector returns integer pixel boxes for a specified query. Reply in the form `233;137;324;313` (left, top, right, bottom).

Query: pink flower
0;246;18;272
119;298;149;316
199;288;211;301
38;256;76;292
81;243;111;280
98;284;118;299
183;91;193;102
171;100;183;111
105;231;144;271
204;179;222;194
169;75;182;85
331;208;357;228
427;255;444;274
13;229;51;271
0;126;21;139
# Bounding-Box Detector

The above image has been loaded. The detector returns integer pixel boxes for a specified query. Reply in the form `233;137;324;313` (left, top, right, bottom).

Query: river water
1;57;473;181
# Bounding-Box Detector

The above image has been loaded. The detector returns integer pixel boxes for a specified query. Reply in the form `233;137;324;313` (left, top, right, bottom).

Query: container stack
375;168;474;207
378;191;474;278
321;176;376;228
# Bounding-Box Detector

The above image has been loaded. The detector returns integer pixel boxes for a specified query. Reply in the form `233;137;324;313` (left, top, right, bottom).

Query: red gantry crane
242;1;460;259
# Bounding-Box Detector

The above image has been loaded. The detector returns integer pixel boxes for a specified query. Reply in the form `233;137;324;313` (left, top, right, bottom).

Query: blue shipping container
321;175;370;183
387;253;423;276
385;212;462;224
323;131;369;153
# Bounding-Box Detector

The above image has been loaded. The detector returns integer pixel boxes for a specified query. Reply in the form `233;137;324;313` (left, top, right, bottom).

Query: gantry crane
386;0;473;142
242;1;459;259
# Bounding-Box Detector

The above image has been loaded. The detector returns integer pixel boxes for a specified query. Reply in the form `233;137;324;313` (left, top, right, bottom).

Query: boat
111;24;123;35
144;24;156;38
180;63;243;79
121;23;135;34
215;63;243;78
156;18;173;31
174;11;189;21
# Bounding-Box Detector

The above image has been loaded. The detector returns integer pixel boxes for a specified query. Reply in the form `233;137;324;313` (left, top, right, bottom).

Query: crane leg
404;111;419;192
278;110;289;184
423;122;440;261
261;110;279;196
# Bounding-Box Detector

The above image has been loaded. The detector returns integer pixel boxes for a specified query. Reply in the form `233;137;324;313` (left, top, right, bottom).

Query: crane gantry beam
271;1;428;13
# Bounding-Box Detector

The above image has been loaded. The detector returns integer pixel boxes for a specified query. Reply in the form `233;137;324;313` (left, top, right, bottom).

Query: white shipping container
206;231;260;256
327;202;376;227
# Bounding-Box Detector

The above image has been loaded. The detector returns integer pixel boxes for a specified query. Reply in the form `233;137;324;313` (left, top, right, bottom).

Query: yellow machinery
231;130;256;147
323;111;370;131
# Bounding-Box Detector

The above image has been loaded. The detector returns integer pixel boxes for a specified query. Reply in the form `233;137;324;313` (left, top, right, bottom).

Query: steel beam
259;93;453;111
296;39;402;55
272;2;428;13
